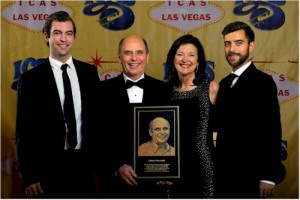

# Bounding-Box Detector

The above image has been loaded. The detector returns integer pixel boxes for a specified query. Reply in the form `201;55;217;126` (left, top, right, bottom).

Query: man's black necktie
227;73;238;88
125;79;145;89
61;64;77;149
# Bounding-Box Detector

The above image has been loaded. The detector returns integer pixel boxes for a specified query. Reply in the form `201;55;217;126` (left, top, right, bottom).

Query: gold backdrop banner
1;1;298;198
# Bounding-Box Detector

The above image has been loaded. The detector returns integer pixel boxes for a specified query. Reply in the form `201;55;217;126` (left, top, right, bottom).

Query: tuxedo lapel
231;64;256;90
116;74;131;103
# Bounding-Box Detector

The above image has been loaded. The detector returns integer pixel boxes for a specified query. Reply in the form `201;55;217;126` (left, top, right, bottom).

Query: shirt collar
123;73;145;83
49;56;74;70
232;61;252;76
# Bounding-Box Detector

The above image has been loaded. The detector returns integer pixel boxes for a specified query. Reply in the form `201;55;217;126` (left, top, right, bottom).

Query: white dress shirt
50;56;82;149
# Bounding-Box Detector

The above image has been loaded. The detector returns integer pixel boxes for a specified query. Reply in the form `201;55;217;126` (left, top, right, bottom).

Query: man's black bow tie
125;79;145;89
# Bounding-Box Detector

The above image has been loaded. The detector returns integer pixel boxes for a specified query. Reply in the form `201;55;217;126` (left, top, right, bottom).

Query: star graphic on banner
90;51;118;68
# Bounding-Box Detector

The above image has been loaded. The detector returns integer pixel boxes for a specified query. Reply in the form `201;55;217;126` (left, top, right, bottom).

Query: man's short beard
226;52;249;68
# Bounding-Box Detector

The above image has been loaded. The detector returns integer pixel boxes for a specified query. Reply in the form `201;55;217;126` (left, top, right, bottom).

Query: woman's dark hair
43;11;76;46
166;34;206;87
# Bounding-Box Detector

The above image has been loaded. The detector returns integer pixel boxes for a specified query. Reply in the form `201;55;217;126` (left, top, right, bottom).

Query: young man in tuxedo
215;21;285;198
16;11;100;198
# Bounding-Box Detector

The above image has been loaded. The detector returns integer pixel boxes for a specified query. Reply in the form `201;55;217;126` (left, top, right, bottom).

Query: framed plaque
133;106;180;179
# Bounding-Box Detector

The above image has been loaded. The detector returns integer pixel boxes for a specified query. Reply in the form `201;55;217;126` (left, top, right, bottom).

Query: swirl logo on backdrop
233;0;286;30
83;0;135;31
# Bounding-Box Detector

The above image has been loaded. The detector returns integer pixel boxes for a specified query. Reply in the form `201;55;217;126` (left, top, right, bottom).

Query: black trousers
40;150;96;198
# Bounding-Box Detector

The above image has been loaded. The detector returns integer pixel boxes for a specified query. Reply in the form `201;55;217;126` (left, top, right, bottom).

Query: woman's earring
196;65;198;72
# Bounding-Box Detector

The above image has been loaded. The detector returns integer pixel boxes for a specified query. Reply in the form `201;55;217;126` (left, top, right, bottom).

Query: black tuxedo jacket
16;58;100;188
215;63;285;197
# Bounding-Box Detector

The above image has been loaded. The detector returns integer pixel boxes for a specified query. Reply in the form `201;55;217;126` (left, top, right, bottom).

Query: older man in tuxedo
98;34;170;198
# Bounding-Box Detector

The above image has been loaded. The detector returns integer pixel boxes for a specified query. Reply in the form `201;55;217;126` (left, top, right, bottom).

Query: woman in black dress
165;34;219;198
